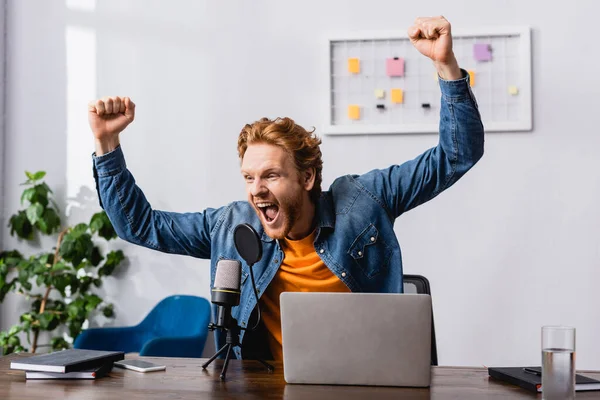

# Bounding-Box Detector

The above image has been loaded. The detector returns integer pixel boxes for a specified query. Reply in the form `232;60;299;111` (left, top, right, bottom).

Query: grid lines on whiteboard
328;32;529;133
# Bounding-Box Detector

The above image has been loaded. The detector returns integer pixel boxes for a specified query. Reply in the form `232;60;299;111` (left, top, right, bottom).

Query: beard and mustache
252;190;303;240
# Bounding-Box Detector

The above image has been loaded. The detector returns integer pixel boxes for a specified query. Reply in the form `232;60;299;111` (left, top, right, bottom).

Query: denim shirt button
341;272;346;278
358;251;363;256
273;259;279;264
370;237;375;242
320;249;325;254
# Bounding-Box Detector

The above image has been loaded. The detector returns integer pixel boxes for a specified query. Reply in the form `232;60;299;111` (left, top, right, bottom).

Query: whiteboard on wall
324;27;532;135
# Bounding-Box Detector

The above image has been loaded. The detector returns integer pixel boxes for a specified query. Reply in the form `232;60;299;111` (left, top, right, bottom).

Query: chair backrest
139;295;211;336
403;274;438;366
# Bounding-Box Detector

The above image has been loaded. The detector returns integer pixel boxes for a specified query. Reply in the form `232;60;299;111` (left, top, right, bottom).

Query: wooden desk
2;353;600;399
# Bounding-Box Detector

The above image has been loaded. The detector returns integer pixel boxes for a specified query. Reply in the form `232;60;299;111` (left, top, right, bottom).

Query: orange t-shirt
259;230;350;360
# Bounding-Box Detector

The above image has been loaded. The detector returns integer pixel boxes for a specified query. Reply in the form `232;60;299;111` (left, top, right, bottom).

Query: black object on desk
488;366;600;393
9;349;124;374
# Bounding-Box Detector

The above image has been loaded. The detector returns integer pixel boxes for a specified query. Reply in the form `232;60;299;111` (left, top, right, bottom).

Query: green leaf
67;303;80;320
32;171;46;181
8;211;34;239
89;212;117;240
21;312;35;322
102;304;114;318
78;276;93;294
25;171;34;180
38;313;52;330
7;335;20;348
20;183;50;207
73;223;88;235
18;268;29;285
1;250;24;265
33;262;47;274
0;280;16;302
32;184;50;207
51;262;68;273
68;274;80;294
26;203;44;225
42;182;53;194
8;325;22;336
38;312;59;331
85;294;102;313
20;187;36;205
52;275;71;296
50;336;70;351
60;231;93;267
99;250;125;277
90;247;103;267
68;321;84;340
37;208;61;234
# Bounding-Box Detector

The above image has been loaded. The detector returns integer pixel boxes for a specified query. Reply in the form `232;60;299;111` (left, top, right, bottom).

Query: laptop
280;292;432;387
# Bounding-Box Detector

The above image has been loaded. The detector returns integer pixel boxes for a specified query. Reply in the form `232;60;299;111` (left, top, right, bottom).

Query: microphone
202;225;274;380
211;259;241;328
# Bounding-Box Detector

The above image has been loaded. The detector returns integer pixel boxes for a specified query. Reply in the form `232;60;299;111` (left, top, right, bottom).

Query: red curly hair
238;117;323;204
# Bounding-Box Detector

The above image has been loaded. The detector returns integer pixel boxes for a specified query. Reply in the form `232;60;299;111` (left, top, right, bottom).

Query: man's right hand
88;96;135;155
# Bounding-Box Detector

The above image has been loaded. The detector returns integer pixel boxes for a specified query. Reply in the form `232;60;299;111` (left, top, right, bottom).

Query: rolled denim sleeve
358;69;485;219
92;146;222;259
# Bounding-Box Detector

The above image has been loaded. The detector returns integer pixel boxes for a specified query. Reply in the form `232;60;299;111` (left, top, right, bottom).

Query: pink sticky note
386;58;404;77
473;44;492;61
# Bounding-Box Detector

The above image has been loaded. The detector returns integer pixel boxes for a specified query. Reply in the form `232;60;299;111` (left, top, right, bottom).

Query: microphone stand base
201;321;274;381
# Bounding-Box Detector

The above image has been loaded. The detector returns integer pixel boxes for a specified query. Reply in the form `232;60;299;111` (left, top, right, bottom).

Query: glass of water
542;326;576;400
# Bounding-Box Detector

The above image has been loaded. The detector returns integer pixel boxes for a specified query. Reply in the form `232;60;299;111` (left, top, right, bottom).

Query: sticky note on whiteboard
473;44;492;61
386;58;405;77
391;89;404;104
374;89;385;99
348;105;360;120
468;71;475;87
508;85;519;95
348;58;360;74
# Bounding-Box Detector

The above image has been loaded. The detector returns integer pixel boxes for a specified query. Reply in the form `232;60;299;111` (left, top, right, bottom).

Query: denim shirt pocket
347;224;392;278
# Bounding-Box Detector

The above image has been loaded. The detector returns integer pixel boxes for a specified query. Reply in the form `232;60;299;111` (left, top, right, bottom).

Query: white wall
0;0;5;250
2;0;599;368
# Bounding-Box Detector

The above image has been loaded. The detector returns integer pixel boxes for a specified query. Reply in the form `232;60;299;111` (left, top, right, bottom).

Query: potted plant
0;171;125;355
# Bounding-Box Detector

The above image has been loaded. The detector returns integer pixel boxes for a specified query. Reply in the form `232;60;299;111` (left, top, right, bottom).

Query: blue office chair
74;295;211;358
403;274;438;366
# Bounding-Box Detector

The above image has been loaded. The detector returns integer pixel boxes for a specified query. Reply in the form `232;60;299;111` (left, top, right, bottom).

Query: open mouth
256;202;280;224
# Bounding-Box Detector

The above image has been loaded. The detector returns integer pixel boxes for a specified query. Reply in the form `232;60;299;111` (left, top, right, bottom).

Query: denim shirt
92;70;484;359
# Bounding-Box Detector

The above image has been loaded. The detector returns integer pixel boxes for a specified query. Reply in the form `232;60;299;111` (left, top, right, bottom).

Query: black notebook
10;349;124;373
25;361;114;380
488;366;600;393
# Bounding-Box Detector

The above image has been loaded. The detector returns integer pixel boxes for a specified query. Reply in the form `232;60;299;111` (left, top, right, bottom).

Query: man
89;16;484;360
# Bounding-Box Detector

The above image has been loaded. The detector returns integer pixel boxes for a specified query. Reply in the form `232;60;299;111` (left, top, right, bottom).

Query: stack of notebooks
10;349;124;380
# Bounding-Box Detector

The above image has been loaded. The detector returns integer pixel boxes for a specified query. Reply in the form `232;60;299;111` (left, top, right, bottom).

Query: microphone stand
201;262;274;381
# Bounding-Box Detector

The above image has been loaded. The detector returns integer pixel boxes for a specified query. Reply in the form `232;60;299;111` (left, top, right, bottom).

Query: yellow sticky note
348;58;360;74
508;85;519;95
374;89;385;99
468;70;475;87
391;88;404;104
348;105;360;120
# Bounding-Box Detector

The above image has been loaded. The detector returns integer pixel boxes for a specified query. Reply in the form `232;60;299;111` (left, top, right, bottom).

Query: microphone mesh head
214;259;242;290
